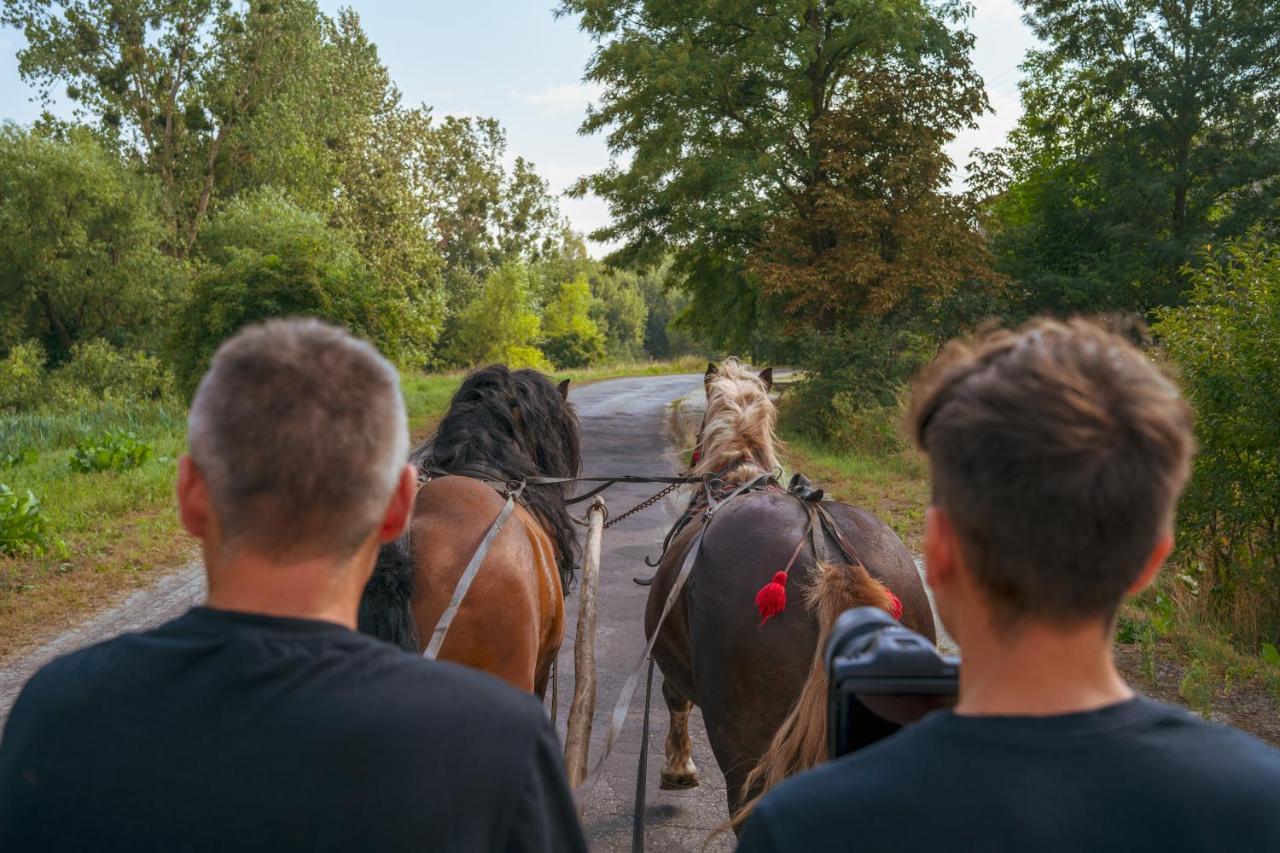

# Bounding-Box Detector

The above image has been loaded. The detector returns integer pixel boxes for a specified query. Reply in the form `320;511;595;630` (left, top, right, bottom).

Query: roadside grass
0;358;701;662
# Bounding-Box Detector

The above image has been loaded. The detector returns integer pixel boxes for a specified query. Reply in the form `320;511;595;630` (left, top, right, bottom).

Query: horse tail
730;559;899;830
358;540;420;653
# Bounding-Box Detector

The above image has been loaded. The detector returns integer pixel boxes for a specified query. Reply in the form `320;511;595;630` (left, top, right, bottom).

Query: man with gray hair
0;319;587;852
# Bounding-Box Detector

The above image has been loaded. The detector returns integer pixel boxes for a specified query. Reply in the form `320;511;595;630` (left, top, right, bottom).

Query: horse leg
659;678;699;790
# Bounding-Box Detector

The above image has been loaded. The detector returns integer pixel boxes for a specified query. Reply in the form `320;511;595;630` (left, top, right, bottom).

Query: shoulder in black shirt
739;697;1280;853
0;607;587;853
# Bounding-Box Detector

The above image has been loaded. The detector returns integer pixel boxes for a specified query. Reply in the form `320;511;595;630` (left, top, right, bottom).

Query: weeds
70;432;155;473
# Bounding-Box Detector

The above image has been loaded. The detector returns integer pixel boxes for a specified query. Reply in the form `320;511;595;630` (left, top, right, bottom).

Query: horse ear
704;362;719;389
758;367;773;391
557;378;571;400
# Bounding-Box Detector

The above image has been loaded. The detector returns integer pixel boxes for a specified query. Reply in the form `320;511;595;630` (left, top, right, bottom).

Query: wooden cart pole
564;496;606;792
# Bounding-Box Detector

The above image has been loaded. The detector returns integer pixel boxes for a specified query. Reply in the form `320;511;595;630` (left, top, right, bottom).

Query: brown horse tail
730;559;898;831
358;541;421;653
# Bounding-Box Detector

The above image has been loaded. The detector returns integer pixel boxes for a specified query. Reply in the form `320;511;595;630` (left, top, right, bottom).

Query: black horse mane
413;364;582;590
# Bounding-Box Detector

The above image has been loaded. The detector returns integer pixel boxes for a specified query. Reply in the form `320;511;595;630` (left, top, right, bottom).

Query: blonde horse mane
692;358;780;483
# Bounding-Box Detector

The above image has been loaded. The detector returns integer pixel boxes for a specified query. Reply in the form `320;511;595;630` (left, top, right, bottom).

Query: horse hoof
660;769;700;790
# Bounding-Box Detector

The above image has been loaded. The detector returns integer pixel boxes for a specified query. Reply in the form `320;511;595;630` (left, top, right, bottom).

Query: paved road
552;374;733;852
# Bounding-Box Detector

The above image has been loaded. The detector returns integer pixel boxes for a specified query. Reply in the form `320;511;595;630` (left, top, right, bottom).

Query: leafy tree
447;263;551;370
544;274;606;367
2;0;327;255
981;0;1280;314
0;125;184;361
171;188;412;392
1154;234;1280;644
589;269;647;358
562;0;989;349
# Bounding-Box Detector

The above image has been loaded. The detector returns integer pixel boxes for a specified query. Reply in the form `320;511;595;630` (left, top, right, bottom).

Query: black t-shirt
0;607;587;853
739;697;1280;853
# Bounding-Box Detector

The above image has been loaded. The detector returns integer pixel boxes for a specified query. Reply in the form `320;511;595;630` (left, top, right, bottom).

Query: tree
980;0;1280;314
447;263;550;370
171;188;415;392
589;268;647;358
544;274;606;367
2;0;327;255
0;124;183;362
562;0;989;349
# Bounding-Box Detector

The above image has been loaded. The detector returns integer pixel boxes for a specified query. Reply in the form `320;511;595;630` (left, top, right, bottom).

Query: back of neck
204;551;363;630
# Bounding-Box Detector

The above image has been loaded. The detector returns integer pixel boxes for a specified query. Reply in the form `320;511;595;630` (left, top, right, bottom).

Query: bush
0;483;52;555
449;263;550;368
1;447;38;468
786;322;935;452
1154;233;1280;646
0;341;47;412
49;340;173;406
69;432;154;473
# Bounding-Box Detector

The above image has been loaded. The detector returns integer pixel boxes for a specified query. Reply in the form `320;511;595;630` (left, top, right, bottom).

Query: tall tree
0;124;183;362
3;0;324;255
562;0;990;349
981;0;1280;314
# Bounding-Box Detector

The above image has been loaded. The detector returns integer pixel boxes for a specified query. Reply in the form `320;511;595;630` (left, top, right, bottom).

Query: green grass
0;357;703;661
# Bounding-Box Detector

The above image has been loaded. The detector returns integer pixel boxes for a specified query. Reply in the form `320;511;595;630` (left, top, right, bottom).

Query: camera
826;607;960;759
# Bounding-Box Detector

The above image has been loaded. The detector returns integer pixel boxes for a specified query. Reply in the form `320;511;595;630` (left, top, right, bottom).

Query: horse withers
358;365;582;696
645;360;935;824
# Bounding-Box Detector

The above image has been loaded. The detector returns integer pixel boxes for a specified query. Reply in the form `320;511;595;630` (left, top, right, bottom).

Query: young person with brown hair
738;318;1280;852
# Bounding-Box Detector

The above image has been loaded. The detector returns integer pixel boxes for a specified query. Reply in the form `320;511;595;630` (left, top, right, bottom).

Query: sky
0;1;1037;256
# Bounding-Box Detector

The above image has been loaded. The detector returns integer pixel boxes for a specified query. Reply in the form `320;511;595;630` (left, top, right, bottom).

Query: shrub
449;263;549;368
786;322;934;452
69;432;154;473
0;341;47;412
1154;233;1280;646
1;447;38;468
0;483;51;555
50;339;173;406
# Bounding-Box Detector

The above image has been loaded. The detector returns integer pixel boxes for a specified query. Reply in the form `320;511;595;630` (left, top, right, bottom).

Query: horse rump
358;540;420;653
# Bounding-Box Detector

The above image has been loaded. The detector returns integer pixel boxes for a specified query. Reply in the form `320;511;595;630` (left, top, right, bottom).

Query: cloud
514;82;605;115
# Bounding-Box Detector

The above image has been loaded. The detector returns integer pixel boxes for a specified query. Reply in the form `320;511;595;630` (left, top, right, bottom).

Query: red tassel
755;571;789;625
886;590;904;621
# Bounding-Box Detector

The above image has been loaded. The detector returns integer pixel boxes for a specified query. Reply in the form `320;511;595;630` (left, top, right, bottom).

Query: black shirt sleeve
504;712;588;853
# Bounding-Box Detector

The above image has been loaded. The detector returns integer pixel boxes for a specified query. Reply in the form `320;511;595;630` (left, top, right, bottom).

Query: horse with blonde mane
644;359;934;826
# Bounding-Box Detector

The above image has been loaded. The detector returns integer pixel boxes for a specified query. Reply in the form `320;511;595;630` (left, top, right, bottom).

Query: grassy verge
0;358;701;662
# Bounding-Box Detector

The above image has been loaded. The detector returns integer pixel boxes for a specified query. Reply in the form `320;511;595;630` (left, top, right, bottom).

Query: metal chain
602;481;681;529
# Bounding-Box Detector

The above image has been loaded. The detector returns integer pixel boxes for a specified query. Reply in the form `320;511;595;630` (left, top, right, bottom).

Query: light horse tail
358;540;420;653
730;556;899;831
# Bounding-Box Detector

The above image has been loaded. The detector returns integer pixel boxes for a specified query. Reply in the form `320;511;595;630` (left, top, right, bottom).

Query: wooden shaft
564;497;606;792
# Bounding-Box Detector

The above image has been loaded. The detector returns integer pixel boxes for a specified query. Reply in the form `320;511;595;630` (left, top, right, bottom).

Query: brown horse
358;365;581;695
645;360;935;823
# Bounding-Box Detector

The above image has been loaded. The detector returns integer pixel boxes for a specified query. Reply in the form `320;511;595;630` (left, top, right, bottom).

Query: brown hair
908;317;1194;626
188;318;408;561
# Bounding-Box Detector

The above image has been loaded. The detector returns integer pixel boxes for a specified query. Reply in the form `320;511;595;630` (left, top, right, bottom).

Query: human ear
1126;530;1173;596
924;506;959;592
376;464;418;543
176;455;211;541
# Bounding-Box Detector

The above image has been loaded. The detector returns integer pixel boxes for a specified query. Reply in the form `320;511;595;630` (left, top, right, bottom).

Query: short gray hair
188;318;409;560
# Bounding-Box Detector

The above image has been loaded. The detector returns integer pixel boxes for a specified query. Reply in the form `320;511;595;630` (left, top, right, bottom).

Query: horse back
408;476;565;693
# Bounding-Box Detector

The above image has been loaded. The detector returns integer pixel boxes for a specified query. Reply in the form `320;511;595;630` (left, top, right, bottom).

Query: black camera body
826;607;960;759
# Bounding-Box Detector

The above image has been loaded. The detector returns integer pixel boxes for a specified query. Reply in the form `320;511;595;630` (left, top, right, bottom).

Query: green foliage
171;189;412;393
784;322;935;452
0;483;52;555
0;341;47;412
1;447;38;469
564;0;988;349
49;340;173;407
543;275;606;368
448;263;550;369
1155;234;1280;644
69;432;154;474
589;269;647;359
0;125;184;361
980;0;1280;314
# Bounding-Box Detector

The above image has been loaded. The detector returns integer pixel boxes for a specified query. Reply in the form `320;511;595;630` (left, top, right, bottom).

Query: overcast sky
0;1;1037;256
